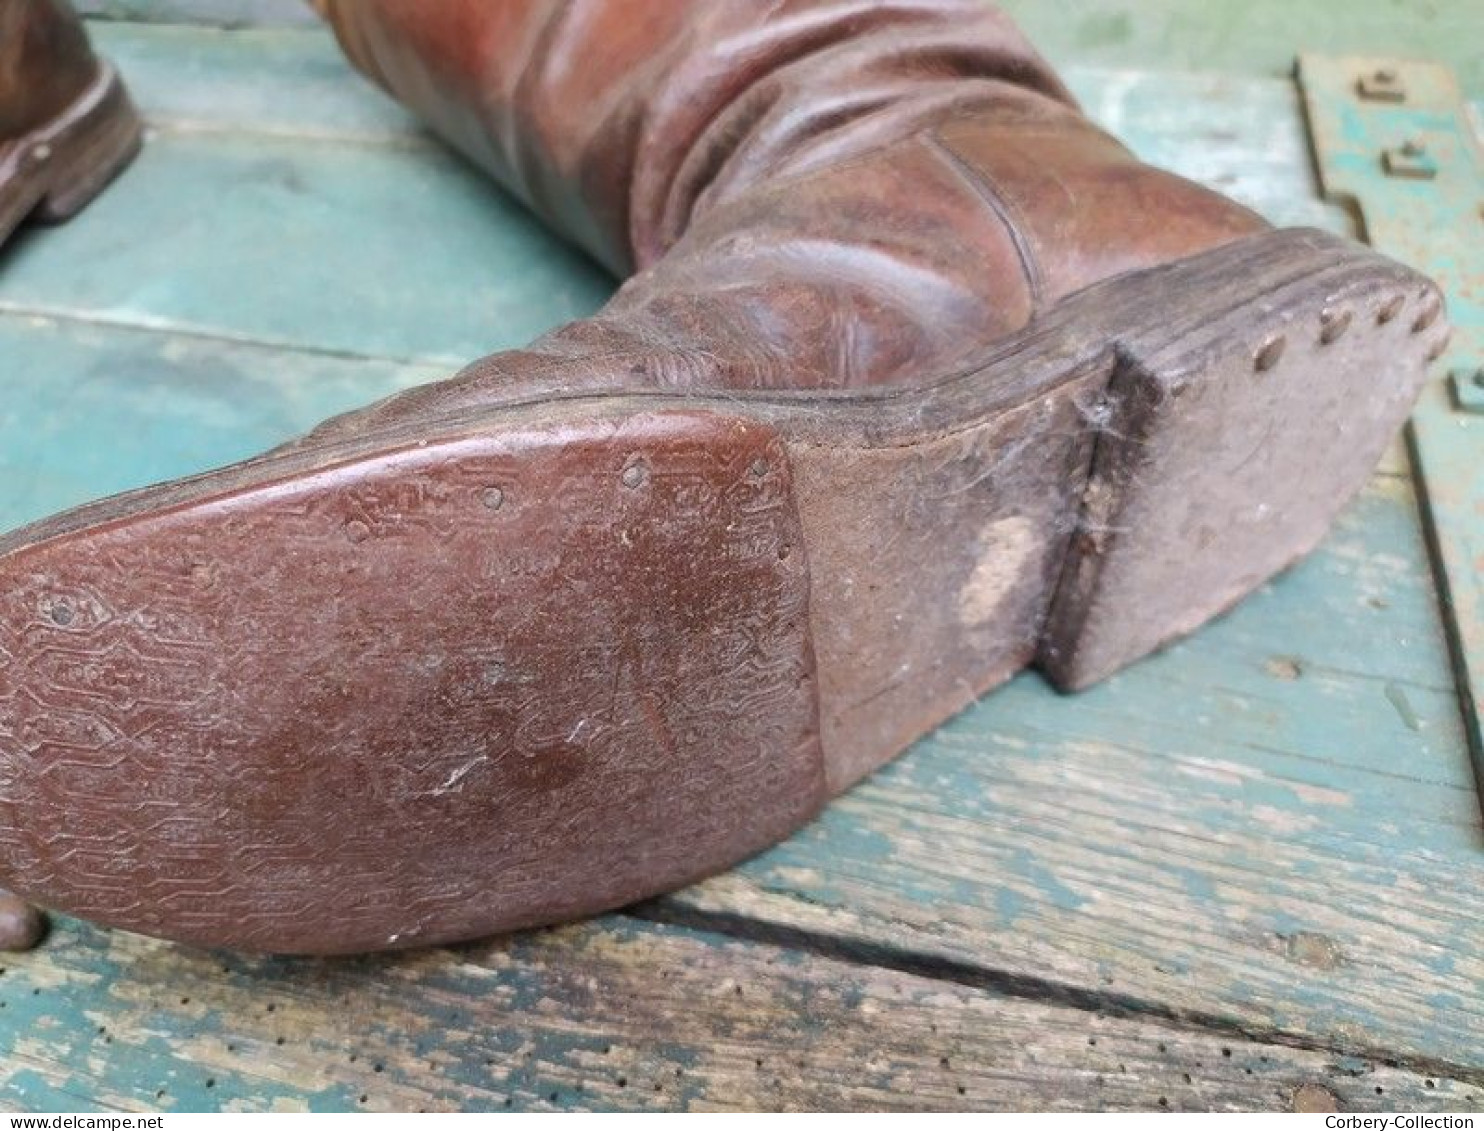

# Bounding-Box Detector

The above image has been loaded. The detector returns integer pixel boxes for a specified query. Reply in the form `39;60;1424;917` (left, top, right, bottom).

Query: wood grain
0;316;438;531
0;916;1475;1113
663;474;1484;1067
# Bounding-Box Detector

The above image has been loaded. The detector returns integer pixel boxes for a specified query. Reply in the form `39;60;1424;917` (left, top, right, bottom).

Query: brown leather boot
0;0;1445;954
0;0;141;245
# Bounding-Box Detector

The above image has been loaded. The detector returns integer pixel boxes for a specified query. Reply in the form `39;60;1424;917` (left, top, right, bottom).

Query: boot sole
0;62;143;246
0;228;1445;953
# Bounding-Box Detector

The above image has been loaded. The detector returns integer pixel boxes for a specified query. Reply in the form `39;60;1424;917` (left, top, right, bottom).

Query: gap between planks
630;903;1484;1091
0;301;462;373
1;915;1476;1113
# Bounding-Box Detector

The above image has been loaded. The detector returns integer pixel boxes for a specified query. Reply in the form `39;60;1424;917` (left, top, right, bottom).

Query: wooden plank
661;476;1484;1067
1072;69;1347;233
75;0;1484;106
90;23;417;141
1;20;1477;1088
0;314;439;530
1299;53;1484;837
995;0;1484;103
0;128;609;368
0;915;1476;1113
79;1;316;27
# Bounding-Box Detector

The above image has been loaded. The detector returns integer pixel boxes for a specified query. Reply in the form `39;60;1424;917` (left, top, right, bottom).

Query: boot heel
1038;228;1447;691
31;62;143;223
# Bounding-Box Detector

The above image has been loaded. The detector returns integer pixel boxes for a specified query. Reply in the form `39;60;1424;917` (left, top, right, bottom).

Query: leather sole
0;62;142;246
0;228;1445;953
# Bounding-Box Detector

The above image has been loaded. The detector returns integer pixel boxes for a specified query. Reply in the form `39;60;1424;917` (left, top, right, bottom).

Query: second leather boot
0;0;140;245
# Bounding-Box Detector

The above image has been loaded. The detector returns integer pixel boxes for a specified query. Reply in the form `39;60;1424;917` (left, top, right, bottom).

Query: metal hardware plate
1299;55;1484;799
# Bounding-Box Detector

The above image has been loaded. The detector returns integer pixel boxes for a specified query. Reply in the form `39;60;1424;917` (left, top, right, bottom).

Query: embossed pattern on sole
0;411;824;953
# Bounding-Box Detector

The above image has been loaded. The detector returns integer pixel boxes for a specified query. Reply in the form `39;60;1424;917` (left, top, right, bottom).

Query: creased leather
303;0;1268;442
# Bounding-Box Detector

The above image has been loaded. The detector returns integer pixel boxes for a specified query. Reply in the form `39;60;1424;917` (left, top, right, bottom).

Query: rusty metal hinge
1298;56;1484;802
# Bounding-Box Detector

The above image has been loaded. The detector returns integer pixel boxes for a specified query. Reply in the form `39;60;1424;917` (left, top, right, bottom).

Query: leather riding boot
0;0;141;245
0;1;1446;953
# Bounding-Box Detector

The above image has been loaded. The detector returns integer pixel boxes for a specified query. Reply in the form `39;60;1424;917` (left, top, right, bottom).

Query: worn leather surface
301;0;1267;443
0;0;98;143
0;2;1435;954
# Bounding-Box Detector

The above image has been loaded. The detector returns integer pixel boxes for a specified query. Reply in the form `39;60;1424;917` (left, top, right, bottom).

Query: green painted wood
1;18;1481;1111
79;0;1484;103
1300;54;1484;808
661;473;1484;1065
0;315;439;530
995;0;1484;105
90;23;416;141
79;0;315;27
0;916;1476;1113
0;128;609;367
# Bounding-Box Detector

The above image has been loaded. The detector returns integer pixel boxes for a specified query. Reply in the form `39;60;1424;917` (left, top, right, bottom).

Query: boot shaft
315;0;1079;274
316;0;1263;309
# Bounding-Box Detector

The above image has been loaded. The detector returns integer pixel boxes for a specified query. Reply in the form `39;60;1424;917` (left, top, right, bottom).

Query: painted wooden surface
998;0;1484;105
0;12;1480;1113
76;0;1484;102
1;919;1477;1114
